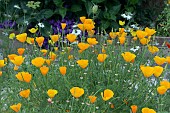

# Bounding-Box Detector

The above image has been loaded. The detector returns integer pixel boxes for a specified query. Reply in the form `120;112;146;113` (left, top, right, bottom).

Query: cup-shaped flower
148;45;159;54
45;59;51;66
59;66;67;75
16;33;27;43
26;37;34;44
11;56;25;66
87;38;98;45
9;33;15;39
154;56;166;65
31;57;45;67
66;34;77;43
160;80;170;89
157;86;167;95
19;89;30;98
77;24;85;31
140;38;150;45
47;89;58;98
145;27;156;36
50;35;59;43
80;16;86;23
101;89;114;101
133;37;137;41
61;23;66;29
40;49;48;56
87;30;95;37
77;60;88;69
140;66;154;78
78;43;90;51
16;72;32;83
166;56;170;64
88;95;97;104
49;52;57;61
84;24;95;31
8;54;18;60
142;107;156;113
136;30;148;39
29;28;38;33
121;52;136;62
40;66;49;76
36;37;44;47
70;87;84;98
17;48;25;55
97;54;107;62
118;36;126;45
153;66;163;77
10;103;22;112
131;105;138;113
0;60;6;68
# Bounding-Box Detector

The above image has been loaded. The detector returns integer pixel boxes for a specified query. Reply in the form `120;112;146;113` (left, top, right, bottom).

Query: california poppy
160;80;170;89
31;57;45;67
29;28;38;33
66;34;77;43
0;60;6;68
16;33;27;43
70;87;84;98
15;72;32;83
154;56;166;65
61;23;66;30
140;66;154;78
131;105;138;113
97;54;107;62
77;60;88;69
10;56;25;66
17;48;25;55
148;45;159;54
50;35;59;43
19;89;30;98
157;86;167;95
87;38;98;45
121;52;136;63
36;37;44;47
136;30;148;39
78;43;90;51
88;95;97;104
142;107;156;113
153;66;163;77
10;103;22;112
101;89;114;101
59;66;67;75
40;66;49;76
47;89;58;98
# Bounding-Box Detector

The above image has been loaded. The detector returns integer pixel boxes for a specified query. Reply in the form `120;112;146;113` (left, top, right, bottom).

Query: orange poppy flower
61;23;66;29
40;49;48;56
77;24;85;31
15;72;32;83
70;87;84;98
140;66;154;78
29;28;38;33
78;43;90;51
88;95;97;104
16;33;27;43
66;34;77;43
136;30;148;39
97;54;107;62
0;71;2;76
26;37;34;44
101;89;114;101
154;56;166;65
145;27;156;36
109;32;117;39
10;56;25;66
50;35;59;43
160;80;170;89
59;66;67;76
17;48;25;55
140;38;150;45
80;16;86;23
36;37;44;47
77;59;88;69
148;45;159;54
153;66;163;77
45;59;51;66
121;52;136;62
119;36;126;45
10;103;22;112
47;89;58;98
49;52;57;61
31;57;45;67
142;107;156;113
8;54;18;60
87;38;98;45
157;86;167;95
0;60;6;68
40;66;49;76
19;89;30;98
131;105;138;113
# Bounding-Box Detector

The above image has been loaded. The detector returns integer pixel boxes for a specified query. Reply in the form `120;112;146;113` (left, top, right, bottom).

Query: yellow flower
77;59;88;69
40;66;49;76
68;55;74;60
101;89;114;101
166;56;170;64
88;95;97;104
109;32;117;39
121;52;136;62
54;47;58;51
119;36;126;45
148;45;159;54
40;49;48;56
29;28;38;33
9;33;15;39
47;89;58;98
0;60;6;68
107;40;113;44
145;27;156;36
70;87;84;98
10;103;22;112
153;66;163;77
16;33;27;43
66;34;77;43
0;71;2;76
15;72;32;83
131;105;138;113
119;28;125;34
131;31;137;37
87;30;95;37
19;89;30;98
133;37;137;41
87;38;98;45
142;107;156;113
49;52;57;61
78;43;90;51
80;16;86;23
157;86;167;95
160;80;170;89
11;56;25;66
26;37;34;44
119;20;125;26
84;19;94;24
59;66;67;76
45;59;51;66
97;54;107;63
31;57;45;67
36;37;44;47
61;23;66;29
154;56;166;65
17;48;25;55
77;24;85;31
8;54;18;60
14;65;19;71
50;35;59;43
136;30;148;39
140;66;154;78
140;38;150;45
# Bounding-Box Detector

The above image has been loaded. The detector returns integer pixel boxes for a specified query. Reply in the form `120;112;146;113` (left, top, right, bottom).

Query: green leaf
128;0;139;5
101;20;110;29
85;1;93;16
81;0;86;2
53;0;63;6
43;9;54;18
71;4;82;12
59;7;67;18
92;0;105;3
111;4;121;15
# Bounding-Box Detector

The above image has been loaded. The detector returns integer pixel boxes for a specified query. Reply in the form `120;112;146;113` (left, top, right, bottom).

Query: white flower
130;46;140;52
14;5;21;9
24;21;29;25
72;29;81;36
126;15;132;20
121;14;126;18
38;22;45;28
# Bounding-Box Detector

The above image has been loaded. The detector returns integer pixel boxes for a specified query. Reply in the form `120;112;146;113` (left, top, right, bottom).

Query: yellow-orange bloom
31;57;45;67
140;38;150;45
133;37;137;41
45;59;51;66
142;107;156;113
16;33;27;43
88;95;97;104
11;56;25;66
47;89;58;98
119;20;125;26
9;33;15;39
77;59;88;69
0;71;2;76
40;66;49;76
78;43;90;51
61;23;66;29
84;24;95;31
121;52;136;62
107;40;113;44
40;49;48;56
145;27;156;36
97;54;107;62
87;38;98;45
19;89;30;98
29;28;38;33
119;36;126;45
10;103;22;112
36;37;44;47
148;45;159;54
17;48;25;55
77;24;85;31
131;105;138;113
160;80;170;89
59;66;67;75
70;87;84;98
154;56;166;65
157;86;167;95
8;54;18;60
15;72;32;83
0;60;6;68
14;65;19;71
66;34;77;43
166;56;170;64
153;66;163;77
140;66;154;78
26;37;34;44
136;30;148;39
88;30;95;37
101;89;114;101
49;52;57;61
80;16;86;23
68;55;74;60
109;32;117;39
51;35;59;43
